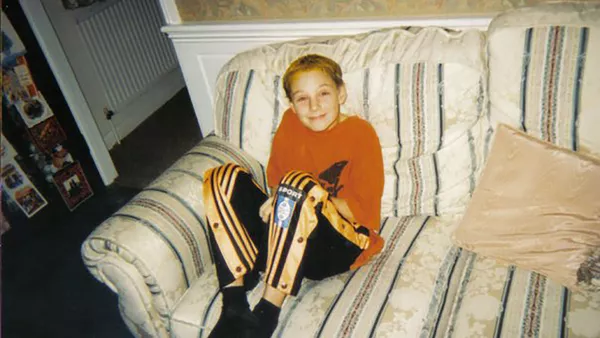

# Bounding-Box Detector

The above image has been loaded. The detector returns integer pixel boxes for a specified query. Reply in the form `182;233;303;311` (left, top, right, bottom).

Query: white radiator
78;0;178;111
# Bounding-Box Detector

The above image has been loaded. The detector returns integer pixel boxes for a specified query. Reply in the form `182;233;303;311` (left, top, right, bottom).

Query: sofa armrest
81;135;266;337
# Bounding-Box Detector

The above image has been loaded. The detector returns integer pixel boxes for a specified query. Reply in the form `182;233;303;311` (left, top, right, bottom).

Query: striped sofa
82;3;600;337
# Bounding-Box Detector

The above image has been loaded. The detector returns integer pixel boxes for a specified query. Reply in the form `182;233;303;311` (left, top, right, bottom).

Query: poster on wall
1;160;48;218
14;92;55;128
52;162;93;211
1;64;36;105
1;11;26;66
12;56;38;97
28;116;67;153
2;9;94;215
2;56;55;128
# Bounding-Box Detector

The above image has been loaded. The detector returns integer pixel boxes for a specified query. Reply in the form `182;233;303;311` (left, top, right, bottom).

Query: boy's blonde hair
282;54;344;101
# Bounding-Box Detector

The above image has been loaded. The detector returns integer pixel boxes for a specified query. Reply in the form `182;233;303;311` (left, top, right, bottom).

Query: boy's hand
260;196;274;223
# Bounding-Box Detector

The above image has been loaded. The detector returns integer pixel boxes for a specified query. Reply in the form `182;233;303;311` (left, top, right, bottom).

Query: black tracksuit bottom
203;163;371;296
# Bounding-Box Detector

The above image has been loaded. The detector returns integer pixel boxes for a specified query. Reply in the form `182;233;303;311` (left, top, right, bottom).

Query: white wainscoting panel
163;17;492;135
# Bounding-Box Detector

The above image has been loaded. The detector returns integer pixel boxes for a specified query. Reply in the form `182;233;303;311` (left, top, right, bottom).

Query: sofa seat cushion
443;253;600;338
170;216;600;338
170;216;465;337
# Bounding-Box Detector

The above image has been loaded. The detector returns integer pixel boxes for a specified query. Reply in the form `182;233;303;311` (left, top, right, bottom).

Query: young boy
203;54;384;338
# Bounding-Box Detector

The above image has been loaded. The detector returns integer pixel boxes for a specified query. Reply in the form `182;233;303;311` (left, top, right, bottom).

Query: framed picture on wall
52;162;93;211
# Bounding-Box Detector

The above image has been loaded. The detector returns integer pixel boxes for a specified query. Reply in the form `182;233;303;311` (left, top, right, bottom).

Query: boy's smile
289;70;347;132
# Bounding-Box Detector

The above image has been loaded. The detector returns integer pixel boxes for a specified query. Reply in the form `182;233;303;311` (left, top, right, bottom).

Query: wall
173;0;580;21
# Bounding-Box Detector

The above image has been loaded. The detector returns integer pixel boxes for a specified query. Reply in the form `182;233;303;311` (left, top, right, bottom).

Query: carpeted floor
110;88;202;189
2;185;139;337
2;87;201;337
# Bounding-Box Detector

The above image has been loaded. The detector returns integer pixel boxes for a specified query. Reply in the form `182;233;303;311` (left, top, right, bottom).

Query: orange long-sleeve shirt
267;109;385;268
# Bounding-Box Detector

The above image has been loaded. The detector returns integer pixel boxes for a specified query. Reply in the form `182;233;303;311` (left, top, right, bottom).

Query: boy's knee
276;170;329;205
204;163;245;182
203;163;250;191
278;170;320;190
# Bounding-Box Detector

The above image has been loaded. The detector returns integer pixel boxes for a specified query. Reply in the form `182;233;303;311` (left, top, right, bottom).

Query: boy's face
289;70;347;132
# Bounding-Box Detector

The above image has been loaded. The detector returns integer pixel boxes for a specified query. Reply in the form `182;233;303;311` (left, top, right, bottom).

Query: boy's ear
338;84;348;104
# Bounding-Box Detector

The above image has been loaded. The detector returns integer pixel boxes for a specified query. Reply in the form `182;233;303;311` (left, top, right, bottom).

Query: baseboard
103;67;185;149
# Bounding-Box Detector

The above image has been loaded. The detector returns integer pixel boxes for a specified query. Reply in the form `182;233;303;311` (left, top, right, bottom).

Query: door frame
19;0;117;186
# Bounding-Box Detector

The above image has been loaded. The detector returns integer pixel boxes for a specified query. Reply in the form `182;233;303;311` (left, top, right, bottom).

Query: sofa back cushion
487;2;600;157
213;27;488;218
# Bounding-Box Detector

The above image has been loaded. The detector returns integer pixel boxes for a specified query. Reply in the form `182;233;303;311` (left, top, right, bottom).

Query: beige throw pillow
453;124;600;291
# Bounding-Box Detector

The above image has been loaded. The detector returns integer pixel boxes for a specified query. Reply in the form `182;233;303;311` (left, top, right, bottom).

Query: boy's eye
320;91;330;97
295;97;307;102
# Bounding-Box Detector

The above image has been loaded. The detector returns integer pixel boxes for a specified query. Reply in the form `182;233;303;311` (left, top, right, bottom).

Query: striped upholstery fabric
213;26;490;218
171;216;459;337
81;135;265;337
442;254;600;338
170;216;600;338
488;2;600;156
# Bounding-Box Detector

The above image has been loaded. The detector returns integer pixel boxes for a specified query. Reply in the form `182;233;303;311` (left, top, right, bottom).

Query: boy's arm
266;108;295;189
264;111;290;223
344;122;384;231
264;142;281;224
